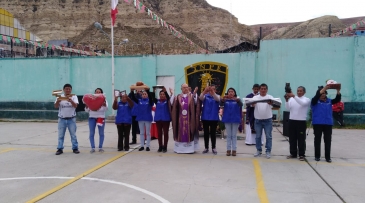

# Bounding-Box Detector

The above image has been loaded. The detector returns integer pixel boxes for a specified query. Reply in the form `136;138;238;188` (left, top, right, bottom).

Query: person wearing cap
311;85;341;163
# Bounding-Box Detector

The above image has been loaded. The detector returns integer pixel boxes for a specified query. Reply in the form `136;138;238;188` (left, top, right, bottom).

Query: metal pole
329;24;332;37
111;18;115;116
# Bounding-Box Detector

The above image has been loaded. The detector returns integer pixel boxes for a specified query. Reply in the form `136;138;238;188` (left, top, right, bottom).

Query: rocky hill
0;0;254;55
250;16;365;40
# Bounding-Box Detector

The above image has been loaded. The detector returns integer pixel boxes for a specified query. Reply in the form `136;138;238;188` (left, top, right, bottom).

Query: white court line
0;177;170;203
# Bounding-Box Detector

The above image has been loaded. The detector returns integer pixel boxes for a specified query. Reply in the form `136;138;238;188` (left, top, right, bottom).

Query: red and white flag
111;0;119;26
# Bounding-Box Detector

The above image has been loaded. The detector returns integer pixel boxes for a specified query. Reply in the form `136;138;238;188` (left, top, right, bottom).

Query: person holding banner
54;84;80;155
85;88;108;153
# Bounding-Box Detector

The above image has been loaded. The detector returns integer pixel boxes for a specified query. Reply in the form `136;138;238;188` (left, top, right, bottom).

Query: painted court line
253;159;269;203
0;176;170;203
25;151;132;203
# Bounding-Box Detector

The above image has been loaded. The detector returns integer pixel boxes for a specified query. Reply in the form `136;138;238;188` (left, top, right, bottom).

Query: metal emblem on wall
184;61;229;97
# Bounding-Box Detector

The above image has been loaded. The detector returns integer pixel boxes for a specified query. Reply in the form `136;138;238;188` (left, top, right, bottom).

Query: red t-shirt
332;102;344;112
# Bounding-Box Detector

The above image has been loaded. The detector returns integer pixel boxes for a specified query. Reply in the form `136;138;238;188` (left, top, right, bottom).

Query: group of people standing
54;81;341;163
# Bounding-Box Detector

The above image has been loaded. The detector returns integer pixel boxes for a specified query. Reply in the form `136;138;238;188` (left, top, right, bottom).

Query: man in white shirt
253;83;274;159
285;86;310;161
54;84;80;155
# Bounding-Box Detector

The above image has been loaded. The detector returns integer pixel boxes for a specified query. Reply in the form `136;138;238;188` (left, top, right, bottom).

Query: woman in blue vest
199;85;220;155
131;88;154;151
112;93;134;151
221;88;243;156
311;85;341;163
152;87;172;153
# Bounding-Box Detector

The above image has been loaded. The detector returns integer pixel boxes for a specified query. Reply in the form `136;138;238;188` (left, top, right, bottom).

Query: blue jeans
57;117;78;150
138;121;151;147
88;118;105;149
254;118;272;152
225;123;239;151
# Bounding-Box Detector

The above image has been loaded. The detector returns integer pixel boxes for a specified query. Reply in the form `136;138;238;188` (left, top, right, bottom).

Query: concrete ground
0;122;364;203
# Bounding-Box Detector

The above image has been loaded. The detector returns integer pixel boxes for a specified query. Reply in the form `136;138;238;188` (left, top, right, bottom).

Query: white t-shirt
285;96;310;121
55;94;79;118
85;100;108;118
253;94;274;119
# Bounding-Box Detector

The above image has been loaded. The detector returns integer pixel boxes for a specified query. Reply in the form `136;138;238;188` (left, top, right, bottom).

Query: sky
206;0;364;25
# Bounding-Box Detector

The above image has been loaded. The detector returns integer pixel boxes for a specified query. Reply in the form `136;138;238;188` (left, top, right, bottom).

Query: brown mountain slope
250;16;365;39
0;0;254;54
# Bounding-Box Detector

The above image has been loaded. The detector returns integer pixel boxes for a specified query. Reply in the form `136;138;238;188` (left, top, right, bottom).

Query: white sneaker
266;152;271;159
254;151;262;157
90;148;95;153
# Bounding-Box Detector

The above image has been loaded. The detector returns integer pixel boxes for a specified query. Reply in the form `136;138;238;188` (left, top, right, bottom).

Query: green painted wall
1;36;364;117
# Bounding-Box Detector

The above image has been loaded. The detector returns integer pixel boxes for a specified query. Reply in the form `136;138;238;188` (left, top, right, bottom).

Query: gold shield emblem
184;61;229;97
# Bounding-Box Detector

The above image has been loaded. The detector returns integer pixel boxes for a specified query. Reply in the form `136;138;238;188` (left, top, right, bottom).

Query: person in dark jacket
152;87;172;153
131;88;154;151
113;93;134;151
128;89;141;145
311;85;341;163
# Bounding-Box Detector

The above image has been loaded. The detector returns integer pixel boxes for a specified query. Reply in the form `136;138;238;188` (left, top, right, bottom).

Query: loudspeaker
283;111;290;136
76;95;85;112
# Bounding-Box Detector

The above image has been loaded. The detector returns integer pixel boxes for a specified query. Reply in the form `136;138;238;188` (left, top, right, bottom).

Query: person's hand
85;105;89;109
102;101;107;106
193;87;198;95
286;93;295;98
114;96;119;101
324;85;330;90
236;98;241;102
169;88;174;95
204;86;210;93
67;97;73;103
56;97;62;103
153;87;157;92
267;100;273;105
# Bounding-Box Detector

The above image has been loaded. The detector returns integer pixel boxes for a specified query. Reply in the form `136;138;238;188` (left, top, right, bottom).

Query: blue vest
131;102;138;116
222;100;241;123
312;98;333;125
154;100;171;121
115;102;132;124
136;98;153;121
201;94;219;121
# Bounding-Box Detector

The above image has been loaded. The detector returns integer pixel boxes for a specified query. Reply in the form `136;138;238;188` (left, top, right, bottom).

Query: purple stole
179;96;189;142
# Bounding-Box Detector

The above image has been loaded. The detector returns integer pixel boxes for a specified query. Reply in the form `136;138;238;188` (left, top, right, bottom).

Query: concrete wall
1;36;364;116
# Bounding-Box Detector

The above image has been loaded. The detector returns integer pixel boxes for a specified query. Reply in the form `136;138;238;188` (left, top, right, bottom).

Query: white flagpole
111;9;115;116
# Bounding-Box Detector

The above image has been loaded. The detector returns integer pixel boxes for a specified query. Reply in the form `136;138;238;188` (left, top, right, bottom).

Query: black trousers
332;111;344;126
313;124;332;160
288;120;307;157
117;124;131;150
131;116;139;142
202;120;218;149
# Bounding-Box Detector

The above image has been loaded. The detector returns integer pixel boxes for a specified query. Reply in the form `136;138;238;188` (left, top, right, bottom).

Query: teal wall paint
1;36;364;117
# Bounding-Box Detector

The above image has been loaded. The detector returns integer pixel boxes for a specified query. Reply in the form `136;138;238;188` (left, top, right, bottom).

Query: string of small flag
331;18;365;37
123;0;209;53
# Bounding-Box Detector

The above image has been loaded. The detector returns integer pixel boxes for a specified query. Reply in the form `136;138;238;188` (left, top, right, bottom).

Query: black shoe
157;147;163;152
125;148;130;151
73;149;80;154
55;149;63;155
315;157;320;161
118;148;123;151
326;159;332;163
146;147;150;151
129;141;136;145
139;147;144;151
163;147;167;153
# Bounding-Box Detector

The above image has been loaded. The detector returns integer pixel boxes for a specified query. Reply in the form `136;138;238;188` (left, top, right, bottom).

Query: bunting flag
333;18;365;37
111;0;119;26
124;0;209;53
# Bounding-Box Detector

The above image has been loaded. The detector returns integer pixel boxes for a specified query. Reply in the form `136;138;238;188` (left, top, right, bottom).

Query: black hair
260;83;268;89
63;84;72;89
95;88;103;93
253;84;260;88
297;86;306;93
226;87;237;97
